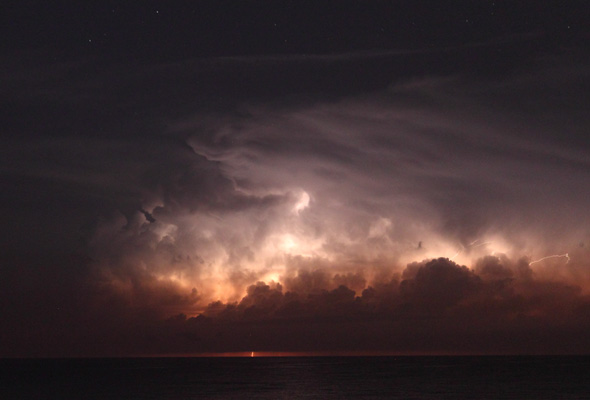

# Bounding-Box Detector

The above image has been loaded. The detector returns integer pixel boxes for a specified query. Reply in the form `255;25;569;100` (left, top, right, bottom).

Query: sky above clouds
1;1;590;356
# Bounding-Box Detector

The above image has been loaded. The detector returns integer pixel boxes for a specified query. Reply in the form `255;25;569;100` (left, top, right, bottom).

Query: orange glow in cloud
88;72;590;325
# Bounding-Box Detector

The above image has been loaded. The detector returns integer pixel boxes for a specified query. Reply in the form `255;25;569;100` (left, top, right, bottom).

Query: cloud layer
158;255;590;355
1;45;589;356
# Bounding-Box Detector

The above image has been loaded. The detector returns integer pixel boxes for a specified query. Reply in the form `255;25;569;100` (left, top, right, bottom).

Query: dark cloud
139;208;156;223
146;256;590;355
400;258;482;310
1;34;589;356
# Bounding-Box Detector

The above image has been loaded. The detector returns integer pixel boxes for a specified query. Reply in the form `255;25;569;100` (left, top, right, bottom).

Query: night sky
2;1;590;357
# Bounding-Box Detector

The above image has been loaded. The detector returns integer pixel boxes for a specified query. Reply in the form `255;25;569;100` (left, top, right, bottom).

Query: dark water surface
2;356;589;399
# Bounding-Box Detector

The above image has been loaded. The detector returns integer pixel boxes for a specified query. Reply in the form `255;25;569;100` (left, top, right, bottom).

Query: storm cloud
160;256;590;355
1;38;589;356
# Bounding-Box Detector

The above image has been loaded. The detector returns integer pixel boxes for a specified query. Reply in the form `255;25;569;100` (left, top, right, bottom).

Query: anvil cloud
1;43;589;356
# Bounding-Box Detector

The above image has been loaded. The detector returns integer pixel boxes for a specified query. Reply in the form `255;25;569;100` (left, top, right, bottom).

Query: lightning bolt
470;240;493;248
450;239;494;260
529;253;570;266
450;243;464;260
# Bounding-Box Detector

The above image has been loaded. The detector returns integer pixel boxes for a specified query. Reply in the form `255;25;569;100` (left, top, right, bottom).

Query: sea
2;356;589;399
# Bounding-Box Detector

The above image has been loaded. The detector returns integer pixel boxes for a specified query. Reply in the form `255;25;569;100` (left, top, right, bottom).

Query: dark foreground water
2;356;590;399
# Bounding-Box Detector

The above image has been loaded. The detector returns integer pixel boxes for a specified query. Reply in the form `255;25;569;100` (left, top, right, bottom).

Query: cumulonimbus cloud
4;49;588;356
86;55;590;327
